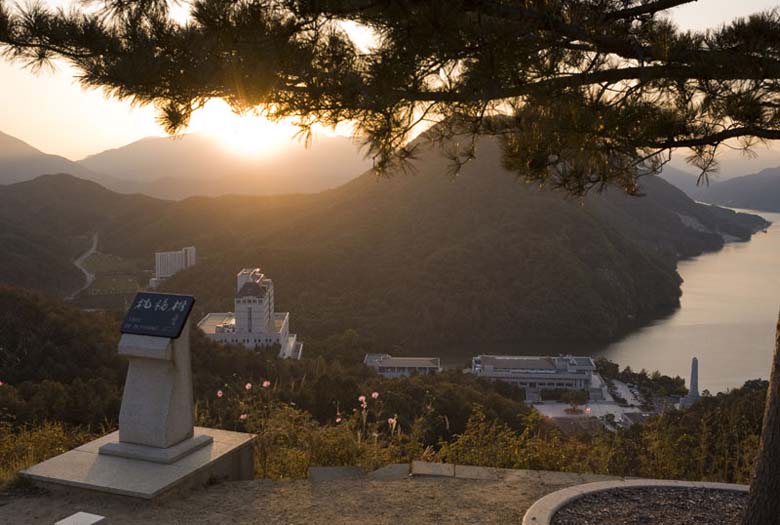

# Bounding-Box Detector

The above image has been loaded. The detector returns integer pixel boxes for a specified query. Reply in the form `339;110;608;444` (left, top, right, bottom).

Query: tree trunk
743;311;780;525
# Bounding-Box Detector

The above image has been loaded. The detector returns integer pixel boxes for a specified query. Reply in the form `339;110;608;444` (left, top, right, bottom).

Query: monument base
98;433;213;464
20;427;254;500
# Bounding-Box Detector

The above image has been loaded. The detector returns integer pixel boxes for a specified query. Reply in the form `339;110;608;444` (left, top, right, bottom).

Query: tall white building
197;268;303;359
149;246;197;288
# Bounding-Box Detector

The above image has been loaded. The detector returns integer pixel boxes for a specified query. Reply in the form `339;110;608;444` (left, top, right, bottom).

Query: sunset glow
187;100;300;157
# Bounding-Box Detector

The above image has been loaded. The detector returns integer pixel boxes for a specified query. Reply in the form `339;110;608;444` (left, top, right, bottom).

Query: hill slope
78;133;372;199
0;131;104;185
0;174;167;296
95;137;767;348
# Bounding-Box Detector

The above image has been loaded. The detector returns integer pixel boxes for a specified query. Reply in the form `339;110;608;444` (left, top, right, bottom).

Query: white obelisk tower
681;356;700;408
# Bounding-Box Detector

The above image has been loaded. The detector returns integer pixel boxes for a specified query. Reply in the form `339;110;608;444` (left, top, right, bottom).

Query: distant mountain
657;166;707;197
683;168;780;213
78;133;372;199
0;131;103;185
656;165;778;213
668;144;780;180
0;130;371;200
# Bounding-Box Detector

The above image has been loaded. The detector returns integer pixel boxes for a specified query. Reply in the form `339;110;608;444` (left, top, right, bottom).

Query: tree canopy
2;0;780;192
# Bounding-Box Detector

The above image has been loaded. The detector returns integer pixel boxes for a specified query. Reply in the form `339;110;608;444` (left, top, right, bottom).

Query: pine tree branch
605;0;699;20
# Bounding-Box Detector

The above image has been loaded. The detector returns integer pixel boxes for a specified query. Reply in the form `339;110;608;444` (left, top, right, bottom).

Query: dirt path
0;470;619;524
65;233;98;300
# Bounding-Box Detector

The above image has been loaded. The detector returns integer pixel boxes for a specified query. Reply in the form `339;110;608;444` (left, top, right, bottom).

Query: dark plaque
121;292;195;339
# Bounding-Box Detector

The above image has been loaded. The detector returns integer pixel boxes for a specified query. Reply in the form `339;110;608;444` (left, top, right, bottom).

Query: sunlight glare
186;100;303;157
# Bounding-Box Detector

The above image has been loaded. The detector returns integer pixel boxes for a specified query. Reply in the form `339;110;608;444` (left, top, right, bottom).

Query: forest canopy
3;0;780;193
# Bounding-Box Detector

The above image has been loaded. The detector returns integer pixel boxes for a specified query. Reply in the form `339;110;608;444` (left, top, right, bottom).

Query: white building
364;353;442;378
149;246;197;288
469;355;596;393
197;268;302;359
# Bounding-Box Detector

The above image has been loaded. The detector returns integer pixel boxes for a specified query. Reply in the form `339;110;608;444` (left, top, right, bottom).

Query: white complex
197;268;302;359
149;246;197;288
470;355;596;392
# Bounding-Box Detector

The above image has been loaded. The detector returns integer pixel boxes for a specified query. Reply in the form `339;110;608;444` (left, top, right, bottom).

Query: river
598;210;780;394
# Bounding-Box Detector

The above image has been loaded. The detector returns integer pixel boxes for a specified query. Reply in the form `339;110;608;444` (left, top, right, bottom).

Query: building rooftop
475;355;595;371
237;281;267;298
365;354;441;369
364;353;391;366
478;356;556;369
197;313;235;334
273;312;289;331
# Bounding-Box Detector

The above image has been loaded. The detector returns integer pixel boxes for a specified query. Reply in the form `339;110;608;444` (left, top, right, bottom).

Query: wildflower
239;414;248;421
371;391;379;399
245;382;252;391
0;381;4;387
217;389;224;398
358;395;366;403
262;380;271;388
361;402;368;410
336;417;342;423
387;417;396;426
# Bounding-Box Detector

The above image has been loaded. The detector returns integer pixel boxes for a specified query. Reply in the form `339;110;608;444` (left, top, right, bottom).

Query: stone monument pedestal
96;322;216;464
20;427;254;500
19;292;256;500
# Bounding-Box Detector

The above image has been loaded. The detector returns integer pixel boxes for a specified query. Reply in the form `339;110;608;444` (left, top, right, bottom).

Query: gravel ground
553;486;748;525
0;470;620;524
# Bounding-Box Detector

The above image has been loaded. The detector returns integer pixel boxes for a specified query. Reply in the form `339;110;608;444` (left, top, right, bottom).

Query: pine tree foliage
3;1;780;193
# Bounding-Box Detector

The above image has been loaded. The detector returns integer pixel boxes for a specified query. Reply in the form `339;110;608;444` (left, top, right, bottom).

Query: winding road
66;233;98;301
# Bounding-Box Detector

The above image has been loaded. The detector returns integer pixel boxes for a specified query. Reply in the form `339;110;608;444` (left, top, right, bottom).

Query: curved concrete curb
522;478;749;525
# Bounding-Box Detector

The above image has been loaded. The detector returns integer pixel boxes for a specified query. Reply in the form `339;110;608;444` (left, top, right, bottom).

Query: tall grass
0;422;97;488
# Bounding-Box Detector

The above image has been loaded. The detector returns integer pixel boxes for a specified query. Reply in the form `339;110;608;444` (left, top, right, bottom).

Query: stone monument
20;292;256;500
680;356;700;408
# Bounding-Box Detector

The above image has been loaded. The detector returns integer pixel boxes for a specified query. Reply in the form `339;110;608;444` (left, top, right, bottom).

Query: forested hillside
0;137;768;346
0;174;166;296
99;138;767;347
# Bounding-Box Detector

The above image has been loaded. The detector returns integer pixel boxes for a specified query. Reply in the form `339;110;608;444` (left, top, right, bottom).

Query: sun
186;100;302;157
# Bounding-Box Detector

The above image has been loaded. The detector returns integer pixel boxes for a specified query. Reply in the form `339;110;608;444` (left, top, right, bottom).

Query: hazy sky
1;0;778;159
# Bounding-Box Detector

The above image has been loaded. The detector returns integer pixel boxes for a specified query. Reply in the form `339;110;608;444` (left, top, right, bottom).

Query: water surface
599;210;780;394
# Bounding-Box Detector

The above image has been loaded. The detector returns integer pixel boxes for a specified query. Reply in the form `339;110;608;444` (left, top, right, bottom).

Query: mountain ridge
77;132;372;199
0;131;106;186
0;129;371;199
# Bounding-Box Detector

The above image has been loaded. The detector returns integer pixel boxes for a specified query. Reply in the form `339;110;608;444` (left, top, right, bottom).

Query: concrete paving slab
55;511;107;524
20;427;255;500
411;461;455;477
454;465;499;481
308;467;364;482
367;463;410;480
